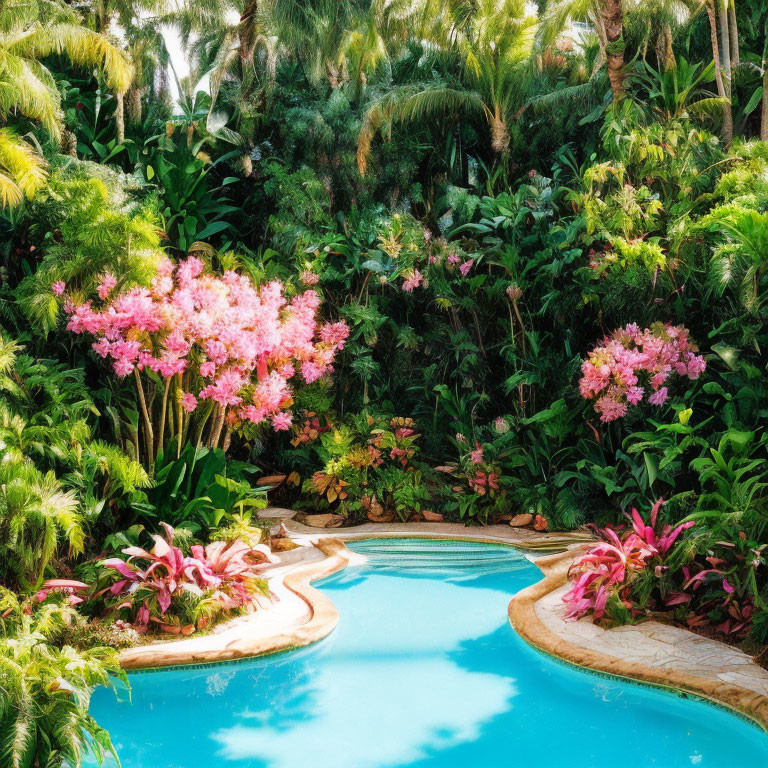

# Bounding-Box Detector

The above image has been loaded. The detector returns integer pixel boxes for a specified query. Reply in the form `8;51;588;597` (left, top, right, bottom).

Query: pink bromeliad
563;500;694;621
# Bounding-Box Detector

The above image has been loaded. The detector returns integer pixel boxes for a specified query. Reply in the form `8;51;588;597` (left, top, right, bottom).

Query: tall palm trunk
728;1;740;67
601;0;625;103
94;8;128;145
656;24;675;70
239;0;258;95
127;86;142;127
719;0;731;90
706;0;733;144
115;91;125;143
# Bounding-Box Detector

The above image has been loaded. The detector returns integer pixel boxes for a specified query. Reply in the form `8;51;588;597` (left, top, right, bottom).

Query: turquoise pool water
90;538;768;767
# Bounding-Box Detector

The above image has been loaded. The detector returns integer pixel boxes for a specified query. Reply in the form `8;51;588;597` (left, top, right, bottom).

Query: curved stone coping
509;548;768;733
117;521;587;670
118;538;352;671
284;518;593;549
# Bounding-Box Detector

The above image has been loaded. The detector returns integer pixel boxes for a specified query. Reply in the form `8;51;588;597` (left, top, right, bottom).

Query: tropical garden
2;0;768;763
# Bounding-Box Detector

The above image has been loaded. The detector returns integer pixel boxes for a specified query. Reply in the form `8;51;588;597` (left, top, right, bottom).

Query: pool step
345;538;530;571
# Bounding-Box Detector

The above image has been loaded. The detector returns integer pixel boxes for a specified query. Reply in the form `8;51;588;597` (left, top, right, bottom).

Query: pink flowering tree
62;257;348;471
579;322;706;422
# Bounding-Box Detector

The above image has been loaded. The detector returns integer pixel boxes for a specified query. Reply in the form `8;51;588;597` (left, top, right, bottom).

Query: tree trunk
663;24;675;70
728;1;740;68
719;0;731;93
239;0;258;91
601;0;625;103
127;86;142;127
707;0;733;144
761;44;768;141
655;25;675;70
115;91;125;144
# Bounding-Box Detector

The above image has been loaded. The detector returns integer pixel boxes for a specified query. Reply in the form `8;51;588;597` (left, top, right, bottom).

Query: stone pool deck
118;515;768;732
509;548;768;732
119;538;353;669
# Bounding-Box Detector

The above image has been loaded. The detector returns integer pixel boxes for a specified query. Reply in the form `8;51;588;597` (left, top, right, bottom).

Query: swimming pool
89;538;768;767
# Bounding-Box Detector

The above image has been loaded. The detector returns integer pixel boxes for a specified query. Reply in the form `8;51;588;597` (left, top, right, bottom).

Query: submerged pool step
345;538;530;570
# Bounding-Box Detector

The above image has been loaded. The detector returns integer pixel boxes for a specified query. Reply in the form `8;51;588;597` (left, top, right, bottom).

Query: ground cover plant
4;0;768;764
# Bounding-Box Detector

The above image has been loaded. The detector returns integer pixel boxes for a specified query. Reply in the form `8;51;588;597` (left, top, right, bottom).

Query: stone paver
533;584;768;700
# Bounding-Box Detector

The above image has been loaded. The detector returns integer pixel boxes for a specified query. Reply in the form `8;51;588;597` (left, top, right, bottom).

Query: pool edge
117;523;768;740
508;548;768;734
118;538;350;671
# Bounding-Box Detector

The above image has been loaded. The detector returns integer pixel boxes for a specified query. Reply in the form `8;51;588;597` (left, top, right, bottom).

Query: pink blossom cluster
401;269;424;292
63;257;349;430
579;322;706;422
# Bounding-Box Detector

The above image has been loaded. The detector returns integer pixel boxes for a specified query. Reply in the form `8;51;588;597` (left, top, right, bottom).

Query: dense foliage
3;0;768;764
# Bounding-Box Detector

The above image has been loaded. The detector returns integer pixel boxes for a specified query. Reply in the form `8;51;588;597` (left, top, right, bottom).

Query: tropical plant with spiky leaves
0;588;125;768
0;0;133;207
0;333;150;524
0;458;84;590
14;159;164;332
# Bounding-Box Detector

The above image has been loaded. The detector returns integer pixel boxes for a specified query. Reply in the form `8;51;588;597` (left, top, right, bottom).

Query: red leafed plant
563;499;694;623
679;538;767;637
98;523;277;633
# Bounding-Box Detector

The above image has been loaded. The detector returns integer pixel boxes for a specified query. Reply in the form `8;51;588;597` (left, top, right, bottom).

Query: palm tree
357;0;536;174
541;0;694;103
0;130;47;209
87;0;171;141
0;459;83;589
702;0;733;143
540;0;626;103
0;0;133;207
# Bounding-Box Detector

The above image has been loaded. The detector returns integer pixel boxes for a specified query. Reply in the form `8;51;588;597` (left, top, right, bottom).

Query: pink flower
402;269;424;292
93;339;111;358
181;392;198;413
199;369;245;407
177;256;204;283
301;360;325;384
459;260;474;277
447;253;460;265
52;281;66;296
470;443;483;464
97;273;118;300
319;321;350;350
113;358;134;377
579;323;704;422
494;417;509;434
595;396;628;422
300;271;319;285
62;260;344;453
271;412;293;431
